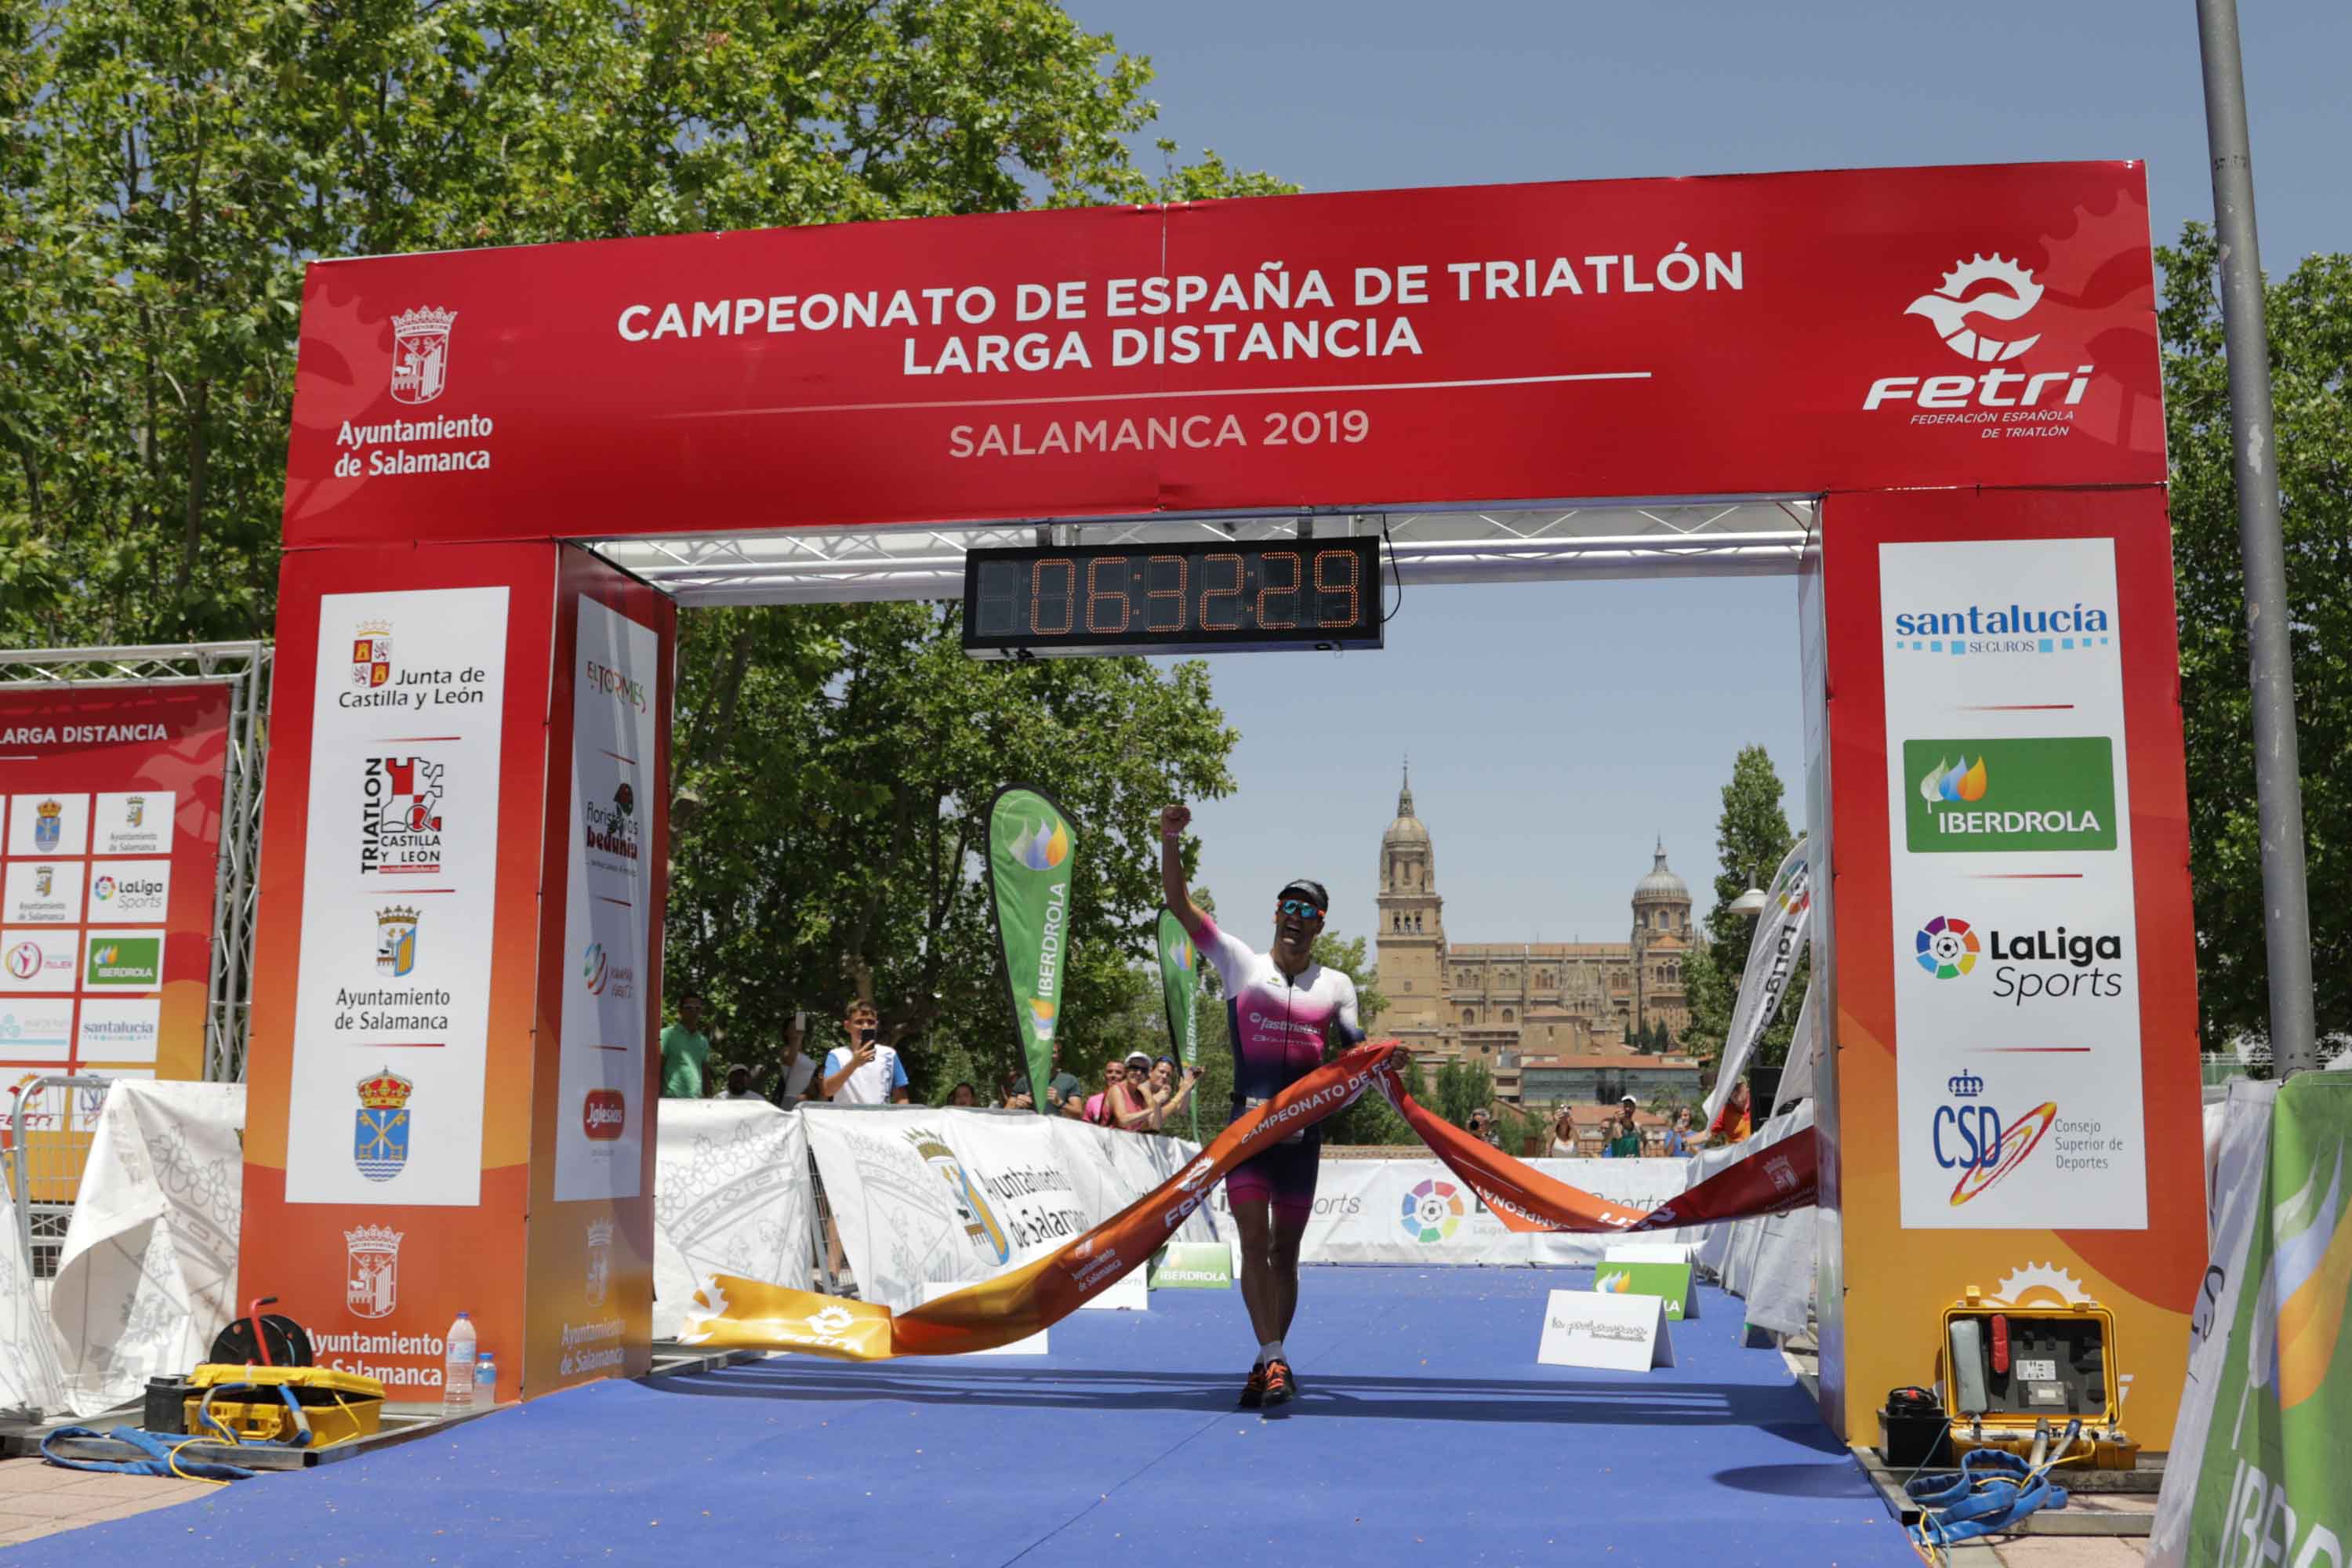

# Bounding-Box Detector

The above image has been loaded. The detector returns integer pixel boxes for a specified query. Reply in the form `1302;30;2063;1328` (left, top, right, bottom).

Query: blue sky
1112;0;2348;947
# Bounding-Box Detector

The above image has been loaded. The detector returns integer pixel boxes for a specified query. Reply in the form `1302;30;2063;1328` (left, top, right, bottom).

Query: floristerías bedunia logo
1906;255;2045;363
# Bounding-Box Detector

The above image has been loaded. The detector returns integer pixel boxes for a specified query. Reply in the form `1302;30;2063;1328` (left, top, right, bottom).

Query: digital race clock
960;536;1385;659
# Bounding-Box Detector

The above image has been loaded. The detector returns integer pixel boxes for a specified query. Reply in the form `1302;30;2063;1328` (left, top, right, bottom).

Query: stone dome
1632;839;1688;902
1383;765;1429;847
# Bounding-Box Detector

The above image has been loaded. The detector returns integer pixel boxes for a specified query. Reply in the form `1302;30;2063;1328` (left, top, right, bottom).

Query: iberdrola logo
1013;815;1070;872
1029;997;1058;1043
1920;755;1989;805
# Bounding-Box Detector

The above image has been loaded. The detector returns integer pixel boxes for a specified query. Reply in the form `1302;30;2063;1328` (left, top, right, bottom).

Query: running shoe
1261;1358;1297;1409
1236;1364;1268;1410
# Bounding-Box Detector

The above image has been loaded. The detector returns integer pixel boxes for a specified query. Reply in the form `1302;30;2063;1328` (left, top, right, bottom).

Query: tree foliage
0;0;1289;644
1678;743;1809;1073
2158;223;2350;1047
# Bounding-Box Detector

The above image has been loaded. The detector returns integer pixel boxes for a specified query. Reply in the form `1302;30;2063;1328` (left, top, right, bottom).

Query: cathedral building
1374;768;1695;1080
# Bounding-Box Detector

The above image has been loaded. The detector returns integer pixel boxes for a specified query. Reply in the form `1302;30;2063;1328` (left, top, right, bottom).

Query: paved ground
0;1456;224;1548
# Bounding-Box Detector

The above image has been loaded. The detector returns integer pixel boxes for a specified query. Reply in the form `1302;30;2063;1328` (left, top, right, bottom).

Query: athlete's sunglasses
1277;898;1325;920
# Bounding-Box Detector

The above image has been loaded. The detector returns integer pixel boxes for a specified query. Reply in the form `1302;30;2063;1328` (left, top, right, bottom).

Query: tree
1432;1056;1495;1130
2;0;1290;646
1678;744;1809;1075
2157;224;2350;1048
663;601;1236;1099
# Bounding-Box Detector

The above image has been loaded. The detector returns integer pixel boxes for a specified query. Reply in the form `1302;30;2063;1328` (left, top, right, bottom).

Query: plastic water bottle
442;1312;477;1415
474;1350;499;1406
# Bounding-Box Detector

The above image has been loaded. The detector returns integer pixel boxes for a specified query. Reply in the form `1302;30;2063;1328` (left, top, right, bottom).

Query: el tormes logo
359;757;445;875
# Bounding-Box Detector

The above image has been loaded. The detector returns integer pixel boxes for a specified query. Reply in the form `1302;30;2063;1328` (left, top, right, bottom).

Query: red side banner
0;684;232;1089
286;162;2163;546
679;1041;1813;1360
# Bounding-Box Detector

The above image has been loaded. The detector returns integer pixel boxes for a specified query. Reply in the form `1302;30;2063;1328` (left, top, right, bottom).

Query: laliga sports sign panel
283;161;2163;544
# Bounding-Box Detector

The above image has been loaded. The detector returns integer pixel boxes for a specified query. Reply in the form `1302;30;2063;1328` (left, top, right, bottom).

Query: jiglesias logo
1864;254;2094;426
85;937;162;989
1915;915;1980;979
582;1088;626;1142
1915;912;2126;1004
906;1128;1013;1265
1889;597;2114;660
1932;1071;2060;1207
1904;738;2116;853
1401;1178;1466;1243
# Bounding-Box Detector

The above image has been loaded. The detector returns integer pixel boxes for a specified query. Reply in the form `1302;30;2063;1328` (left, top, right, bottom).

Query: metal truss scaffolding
590;499;1819;606
1;642;271;1082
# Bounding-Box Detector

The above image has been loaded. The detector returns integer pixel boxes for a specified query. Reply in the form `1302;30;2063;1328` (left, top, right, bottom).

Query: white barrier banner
802;1104;1210;1312
50;1080;245;1417
652;1101;813;1340
1202;1156;1694;1267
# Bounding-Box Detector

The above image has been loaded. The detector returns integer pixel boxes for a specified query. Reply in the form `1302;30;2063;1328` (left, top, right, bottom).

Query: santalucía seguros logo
1915;916;1980;980
1401;1178;1465;1243
1905;254;2044;363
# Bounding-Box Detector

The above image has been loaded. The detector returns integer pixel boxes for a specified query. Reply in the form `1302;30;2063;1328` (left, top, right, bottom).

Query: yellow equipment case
186;1364;387;1448
1938;1287;2137;1468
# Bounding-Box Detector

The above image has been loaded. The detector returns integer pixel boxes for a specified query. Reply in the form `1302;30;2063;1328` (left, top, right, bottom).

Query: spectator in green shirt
1602;1095;1643;1159
661;993;713;1098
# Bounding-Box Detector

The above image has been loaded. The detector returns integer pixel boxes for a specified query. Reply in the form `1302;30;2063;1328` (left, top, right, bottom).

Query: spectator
1043;1047;1087;1120
1145;1056;1200;1130
1466;1108;1501;1148
1084;1059;1131;1127
948;1081;978;1107
768;1012;818;1108
1549;1107;1577;1157
820;1001;909;1104
717;1062;766;1102
1106;1051;1163;1130
995;1069;1034;1110
1662;1105;1699;1157
660;992;713;1098
1710;1076;1754;1145
1602;1096;1642;1159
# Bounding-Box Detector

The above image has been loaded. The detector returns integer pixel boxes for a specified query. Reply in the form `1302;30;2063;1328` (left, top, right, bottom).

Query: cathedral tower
1374;764;1445;1036
1629;838;1693;1040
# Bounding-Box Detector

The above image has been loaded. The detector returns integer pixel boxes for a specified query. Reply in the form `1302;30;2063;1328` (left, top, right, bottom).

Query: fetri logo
1915;915;1980;980
1013;816;1069;871
583;1088;626;1140
1906;255;2044;362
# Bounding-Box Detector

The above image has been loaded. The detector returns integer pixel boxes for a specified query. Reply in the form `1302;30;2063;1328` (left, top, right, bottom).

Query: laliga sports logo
1013;816;1069;872
1906;255;2044;362
1915;916;1981;980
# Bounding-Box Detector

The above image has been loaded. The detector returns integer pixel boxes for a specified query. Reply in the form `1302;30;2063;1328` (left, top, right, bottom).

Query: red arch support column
1802;485;2203;1445
242;541;673;1401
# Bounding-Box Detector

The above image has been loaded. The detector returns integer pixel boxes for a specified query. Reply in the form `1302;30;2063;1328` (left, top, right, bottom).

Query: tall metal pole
2194;0;2318;1075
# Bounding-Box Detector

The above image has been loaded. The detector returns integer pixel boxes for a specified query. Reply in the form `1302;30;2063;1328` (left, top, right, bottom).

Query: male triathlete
1160;803;1363;1410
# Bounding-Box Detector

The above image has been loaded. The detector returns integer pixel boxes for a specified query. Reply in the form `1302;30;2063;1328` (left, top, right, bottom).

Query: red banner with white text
286;162;2163;547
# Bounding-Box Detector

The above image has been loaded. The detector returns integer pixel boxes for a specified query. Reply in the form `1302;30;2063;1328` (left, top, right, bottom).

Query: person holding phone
768;1011;817;1108
1160;801;1362;1411
1146;1054;1200;1130
821;1000;909;1104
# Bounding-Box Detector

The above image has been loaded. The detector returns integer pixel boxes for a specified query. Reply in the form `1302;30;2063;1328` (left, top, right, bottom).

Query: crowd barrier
0;1083;1824;1414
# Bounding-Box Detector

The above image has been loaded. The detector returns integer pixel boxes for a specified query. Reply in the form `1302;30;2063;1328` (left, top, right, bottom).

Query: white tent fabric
50;1080;245;1418
0;1160;67;1415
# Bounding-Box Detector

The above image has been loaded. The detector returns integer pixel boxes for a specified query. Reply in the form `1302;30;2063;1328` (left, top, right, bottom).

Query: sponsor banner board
651;1101;813;1340
0;685;231;1080
1595;1260;1698;1320
284;162;2163;550
1537;1287;1676;1372
282;587;510;1207
985;786;1077;1111
551;594;661;1201
1150;1240;1234;1290
1881;537;2145;1231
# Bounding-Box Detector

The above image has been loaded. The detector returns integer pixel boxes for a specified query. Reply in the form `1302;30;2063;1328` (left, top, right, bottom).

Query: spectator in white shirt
718;1063;765;1101
768;1013;818;1108
821;1000;909;1104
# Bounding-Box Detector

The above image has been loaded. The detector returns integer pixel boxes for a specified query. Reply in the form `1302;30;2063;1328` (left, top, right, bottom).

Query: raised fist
1159;804;1192;838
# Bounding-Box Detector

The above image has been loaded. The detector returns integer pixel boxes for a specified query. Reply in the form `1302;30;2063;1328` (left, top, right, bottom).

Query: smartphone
793;1009;807;1031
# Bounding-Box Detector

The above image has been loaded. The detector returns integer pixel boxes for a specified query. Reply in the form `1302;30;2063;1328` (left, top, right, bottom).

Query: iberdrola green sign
2154;1074;2352;1568
985;784;1077;1113
1156;909;1203;1142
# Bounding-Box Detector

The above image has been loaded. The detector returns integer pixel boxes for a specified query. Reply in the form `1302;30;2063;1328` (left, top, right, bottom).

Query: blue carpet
9;1269;1915;1566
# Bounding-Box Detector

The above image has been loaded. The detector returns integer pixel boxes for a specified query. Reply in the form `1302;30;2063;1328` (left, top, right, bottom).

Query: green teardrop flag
1156;909;1204;1142
985;785;1077;1113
